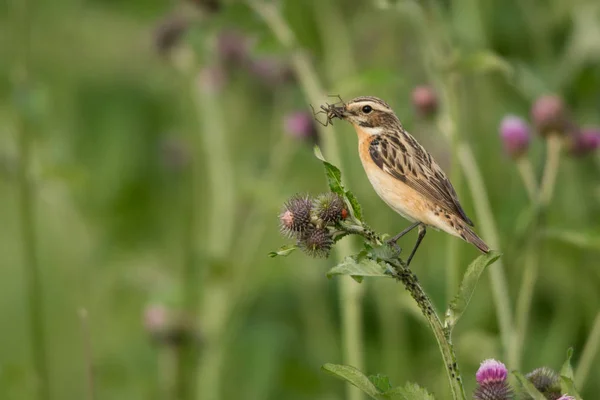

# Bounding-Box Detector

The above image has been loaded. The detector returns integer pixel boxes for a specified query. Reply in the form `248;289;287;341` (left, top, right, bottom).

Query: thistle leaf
268;245;298;258
321;364;385;400
384;382;435;399
327;255;392;282
513;371;547;400
560;348;582;399
444;251;502;330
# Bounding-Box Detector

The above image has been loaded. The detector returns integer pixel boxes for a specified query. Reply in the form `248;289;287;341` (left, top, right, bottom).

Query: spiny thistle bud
298;228;333;258
279;194;313;237
525;367;561;397
153;15;189;56
474;359;513;400
284;111;318;143
567;127;600;156
411;85;438;118
556;396;575;400
314;193;348;224
531;95;568;136
499;115;530;159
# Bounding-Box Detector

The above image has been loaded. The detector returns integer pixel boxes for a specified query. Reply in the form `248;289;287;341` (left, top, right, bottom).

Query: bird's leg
387;221;421;244
406;225;427;266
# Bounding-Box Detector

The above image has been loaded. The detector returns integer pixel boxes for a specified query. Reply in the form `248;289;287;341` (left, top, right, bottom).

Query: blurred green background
1;0;599;399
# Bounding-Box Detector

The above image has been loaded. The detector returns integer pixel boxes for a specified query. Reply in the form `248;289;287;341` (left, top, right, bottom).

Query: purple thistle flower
557;396;575;400
531;94;568;136
411;85;438;117
474;359;512;400
476;359;508;384
284;111;317;141
568;127;600;156
499;115;530;158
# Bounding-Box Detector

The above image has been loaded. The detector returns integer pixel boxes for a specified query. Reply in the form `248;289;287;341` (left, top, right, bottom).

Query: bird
320;95;489;265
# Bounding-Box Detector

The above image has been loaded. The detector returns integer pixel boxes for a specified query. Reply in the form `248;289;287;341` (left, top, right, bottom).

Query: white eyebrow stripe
353;101;390;113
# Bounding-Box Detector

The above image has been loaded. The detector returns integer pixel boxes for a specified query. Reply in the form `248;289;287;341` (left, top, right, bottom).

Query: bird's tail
458;222;490;253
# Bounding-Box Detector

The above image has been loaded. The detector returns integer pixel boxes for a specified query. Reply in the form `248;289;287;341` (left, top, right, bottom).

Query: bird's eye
362;105;372;114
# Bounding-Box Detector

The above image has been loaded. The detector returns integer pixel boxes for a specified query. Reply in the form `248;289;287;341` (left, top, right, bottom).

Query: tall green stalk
193;64;236;400
12;0;51;398
511;133;562;369
248;3;364;399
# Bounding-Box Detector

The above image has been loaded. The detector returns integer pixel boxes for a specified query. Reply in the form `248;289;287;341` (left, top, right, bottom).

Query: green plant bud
314;192;347;224
525;367;561;399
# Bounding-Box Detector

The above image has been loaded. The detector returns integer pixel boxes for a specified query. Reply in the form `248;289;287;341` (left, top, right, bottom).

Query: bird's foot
385;239;402;258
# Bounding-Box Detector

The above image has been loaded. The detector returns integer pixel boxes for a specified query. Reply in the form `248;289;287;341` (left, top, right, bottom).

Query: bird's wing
369;132;474;226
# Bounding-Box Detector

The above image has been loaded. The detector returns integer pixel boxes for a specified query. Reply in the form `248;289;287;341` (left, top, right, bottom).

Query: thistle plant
270;147;587;400
272;146;503;399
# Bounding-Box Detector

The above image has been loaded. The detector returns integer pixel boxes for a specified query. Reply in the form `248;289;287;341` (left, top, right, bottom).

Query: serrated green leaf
384;382;435;399
345;190;363;220
561;348;575;379
560;376;582;400
268;245;297;258
369;243;401;262
327;256;392;281
369;374;392;393
313;146;344;196
321;364;384;400
314;145;364;221
513;371;547;400
444;251;502;330
559;348;582;399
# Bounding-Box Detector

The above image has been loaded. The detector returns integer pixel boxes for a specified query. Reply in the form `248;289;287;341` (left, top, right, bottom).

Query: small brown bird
321;96;489;265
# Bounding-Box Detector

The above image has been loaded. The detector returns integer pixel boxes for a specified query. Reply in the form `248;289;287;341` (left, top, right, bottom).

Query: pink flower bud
411;85;438;117
531;94;568;136
568;127;600;156
499;115;530;158
284;112;317;141
557;396;575;400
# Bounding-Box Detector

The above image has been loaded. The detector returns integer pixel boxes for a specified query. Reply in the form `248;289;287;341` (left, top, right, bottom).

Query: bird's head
326;96;399;135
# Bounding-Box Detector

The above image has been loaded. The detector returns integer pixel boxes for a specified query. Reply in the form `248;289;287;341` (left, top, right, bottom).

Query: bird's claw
386;239;402;258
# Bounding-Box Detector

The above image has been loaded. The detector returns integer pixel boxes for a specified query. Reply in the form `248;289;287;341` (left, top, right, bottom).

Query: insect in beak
311;95;346;127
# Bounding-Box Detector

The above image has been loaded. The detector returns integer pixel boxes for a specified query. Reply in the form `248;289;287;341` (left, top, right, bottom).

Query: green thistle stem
512;132;562;369
516;157;538;203
345;226;466;400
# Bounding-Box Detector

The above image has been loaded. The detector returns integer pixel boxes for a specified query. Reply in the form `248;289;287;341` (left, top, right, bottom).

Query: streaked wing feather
369;133;474;226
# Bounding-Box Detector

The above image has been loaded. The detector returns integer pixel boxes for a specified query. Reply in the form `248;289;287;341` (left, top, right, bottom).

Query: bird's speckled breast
355;125;425;223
